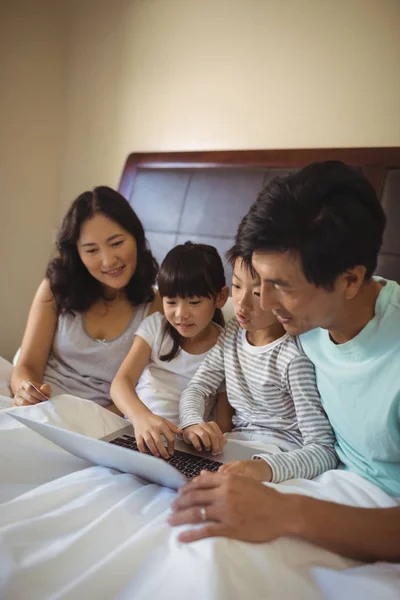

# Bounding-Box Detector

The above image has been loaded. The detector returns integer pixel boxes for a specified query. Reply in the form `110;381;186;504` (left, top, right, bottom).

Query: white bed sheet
0;395;398;600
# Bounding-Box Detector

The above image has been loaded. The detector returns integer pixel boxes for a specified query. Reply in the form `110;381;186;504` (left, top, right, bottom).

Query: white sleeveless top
135;312;222;424
43;303;151;406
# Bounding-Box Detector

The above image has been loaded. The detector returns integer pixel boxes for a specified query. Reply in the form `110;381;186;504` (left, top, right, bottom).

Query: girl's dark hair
157;241;226;361
46;186;158;313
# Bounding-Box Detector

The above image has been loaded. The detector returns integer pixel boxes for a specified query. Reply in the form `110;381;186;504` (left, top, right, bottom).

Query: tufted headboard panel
119;148;400;283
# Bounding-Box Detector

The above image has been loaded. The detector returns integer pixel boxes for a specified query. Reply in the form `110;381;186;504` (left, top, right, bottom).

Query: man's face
252;250;346;336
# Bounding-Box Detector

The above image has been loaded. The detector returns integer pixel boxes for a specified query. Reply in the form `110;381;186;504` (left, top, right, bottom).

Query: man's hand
182;422;226;455
219;459;273;482
168;471;299;543
130;412;182;459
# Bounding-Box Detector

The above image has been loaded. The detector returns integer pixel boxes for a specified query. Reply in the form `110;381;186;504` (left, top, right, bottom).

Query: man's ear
342;266;367;300
215;286;230;308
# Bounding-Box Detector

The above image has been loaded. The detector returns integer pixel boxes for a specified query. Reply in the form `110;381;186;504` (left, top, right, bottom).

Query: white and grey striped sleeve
256;354;338;483
179;331;226;429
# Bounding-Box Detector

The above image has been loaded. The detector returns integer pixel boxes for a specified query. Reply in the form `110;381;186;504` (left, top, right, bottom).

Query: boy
179;246;338;483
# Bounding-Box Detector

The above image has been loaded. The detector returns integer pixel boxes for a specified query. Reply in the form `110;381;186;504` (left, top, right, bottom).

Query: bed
1;148;400;600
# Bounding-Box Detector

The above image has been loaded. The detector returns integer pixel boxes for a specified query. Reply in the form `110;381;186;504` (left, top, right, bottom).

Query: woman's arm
11;279;58;404
110;335;180;458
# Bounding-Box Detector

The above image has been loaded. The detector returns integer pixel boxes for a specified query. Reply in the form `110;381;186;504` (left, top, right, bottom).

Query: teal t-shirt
300;278;400;496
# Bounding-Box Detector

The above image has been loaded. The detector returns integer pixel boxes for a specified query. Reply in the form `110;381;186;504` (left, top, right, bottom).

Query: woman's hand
182;422;226;455
13;381;51;406
130;412;182;459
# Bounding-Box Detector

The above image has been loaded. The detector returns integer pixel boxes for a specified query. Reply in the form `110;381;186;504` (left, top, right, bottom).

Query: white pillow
0;356;14;398
13;347;20;366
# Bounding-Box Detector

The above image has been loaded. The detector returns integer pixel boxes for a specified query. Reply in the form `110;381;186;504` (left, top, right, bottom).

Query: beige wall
1;0;400;358
0;0;68;359
60;0;400;213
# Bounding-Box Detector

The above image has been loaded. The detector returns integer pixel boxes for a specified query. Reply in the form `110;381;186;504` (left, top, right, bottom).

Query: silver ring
200;506;207;522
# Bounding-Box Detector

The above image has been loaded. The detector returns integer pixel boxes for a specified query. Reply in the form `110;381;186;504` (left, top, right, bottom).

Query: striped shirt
179;318;338;483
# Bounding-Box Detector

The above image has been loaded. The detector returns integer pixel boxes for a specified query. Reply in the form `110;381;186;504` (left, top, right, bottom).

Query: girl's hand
130;412;182;459
13;381;51;406
182;422;226;455
219;459;273;482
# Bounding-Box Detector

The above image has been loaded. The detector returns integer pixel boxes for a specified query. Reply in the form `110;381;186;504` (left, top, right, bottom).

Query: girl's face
77;213;137;291
163;293;224;339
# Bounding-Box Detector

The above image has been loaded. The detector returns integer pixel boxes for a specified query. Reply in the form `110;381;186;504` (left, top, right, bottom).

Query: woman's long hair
46;186;158;313
157;241;226;362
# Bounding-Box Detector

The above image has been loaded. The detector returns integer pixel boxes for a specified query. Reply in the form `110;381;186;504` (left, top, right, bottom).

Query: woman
11;186;160;408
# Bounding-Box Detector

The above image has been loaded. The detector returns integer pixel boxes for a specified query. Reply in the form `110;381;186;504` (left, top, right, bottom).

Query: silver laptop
11;414;259;490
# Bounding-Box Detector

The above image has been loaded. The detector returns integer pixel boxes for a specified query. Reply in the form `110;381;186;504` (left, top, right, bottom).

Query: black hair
46;186;158;313
237;161;386;289
226;217;258;279
157;241;226;361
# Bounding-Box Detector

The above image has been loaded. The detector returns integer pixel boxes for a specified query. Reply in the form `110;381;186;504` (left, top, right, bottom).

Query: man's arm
295;494;400;562
169;472;400;562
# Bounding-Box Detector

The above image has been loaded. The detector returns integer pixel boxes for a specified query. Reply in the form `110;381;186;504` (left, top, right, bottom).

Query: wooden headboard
118;148;400;283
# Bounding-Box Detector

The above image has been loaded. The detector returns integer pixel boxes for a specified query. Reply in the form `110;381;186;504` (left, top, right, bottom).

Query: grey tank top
43;303;150;406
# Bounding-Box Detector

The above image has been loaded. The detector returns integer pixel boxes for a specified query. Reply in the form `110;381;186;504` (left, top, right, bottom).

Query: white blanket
0;395;399;600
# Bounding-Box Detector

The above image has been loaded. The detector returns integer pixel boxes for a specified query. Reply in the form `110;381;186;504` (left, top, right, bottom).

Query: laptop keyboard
109;434;222;479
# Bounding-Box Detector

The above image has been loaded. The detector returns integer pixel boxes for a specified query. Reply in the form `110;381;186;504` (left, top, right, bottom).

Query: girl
12;187;160;409
110;242;229;459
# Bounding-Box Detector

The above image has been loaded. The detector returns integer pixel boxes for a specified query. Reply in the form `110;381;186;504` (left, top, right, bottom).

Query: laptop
11;414;260;490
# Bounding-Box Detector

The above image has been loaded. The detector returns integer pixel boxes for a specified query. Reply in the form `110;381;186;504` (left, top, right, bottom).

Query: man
169;161;400;562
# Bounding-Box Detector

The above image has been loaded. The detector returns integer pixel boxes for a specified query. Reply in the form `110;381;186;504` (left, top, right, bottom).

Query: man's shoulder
297;328;326;364
383;279;400;311
299;327;323;348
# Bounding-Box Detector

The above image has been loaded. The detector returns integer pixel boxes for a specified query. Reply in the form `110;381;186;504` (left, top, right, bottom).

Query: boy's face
231;258;279;332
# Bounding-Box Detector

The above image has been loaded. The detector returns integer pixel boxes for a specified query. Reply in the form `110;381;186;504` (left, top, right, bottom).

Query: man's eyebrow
80;233;124;247
263;278;291;287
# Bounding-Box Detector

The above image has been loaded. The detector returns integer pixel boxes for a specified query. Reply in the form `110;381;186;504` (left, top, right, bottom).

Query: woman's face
77;213;137;291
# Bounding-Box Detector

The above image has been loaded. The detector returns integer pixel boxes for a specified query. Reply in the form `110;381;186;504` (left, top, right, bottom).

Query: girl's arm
215;391;234;433
110;335;180;459
11;279;58;405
